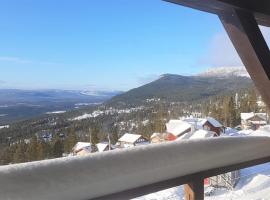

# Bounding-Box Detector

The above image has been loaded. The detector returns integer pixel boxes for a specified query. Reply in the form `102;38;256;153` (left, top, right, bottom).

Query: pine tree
64;130;77;153
13;141;27;163
36;141;45;160
52;135;63;158
26;135;38;161
228;96;237;127
90;125;100;145
248;88;258;112
110;125;119;145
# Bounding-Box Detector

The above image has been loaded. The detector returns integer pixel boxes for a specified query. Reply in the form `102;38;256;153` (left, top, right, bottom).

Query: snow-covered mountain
107;72;252;106
80;90;121;97
198;67;250;78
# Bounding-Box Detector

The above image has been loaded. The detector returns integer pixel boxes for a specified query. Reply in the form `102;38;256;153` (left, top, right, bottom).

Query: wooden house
241;112;267;130
166;120;192;138
72;142;92;156
150;132;176;143
96;142;111;152
118;133;149;148
201;117;223;136
72;142;113;155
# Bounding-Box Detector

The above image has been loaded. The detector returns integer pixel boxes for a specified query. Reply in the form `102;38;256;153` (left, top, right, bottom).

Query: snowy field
46;110;66;114
135;163;270;200
0;125;9;129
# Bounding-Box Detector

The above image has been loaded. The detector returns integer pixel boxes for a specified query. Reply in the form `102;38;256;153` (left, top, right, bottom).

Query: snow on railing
1;136;270;200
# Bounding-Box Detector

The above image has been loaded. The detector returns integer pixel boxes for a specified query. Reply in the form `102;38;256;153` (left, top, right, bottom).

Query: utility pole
89;128;92;144
107;133;111;150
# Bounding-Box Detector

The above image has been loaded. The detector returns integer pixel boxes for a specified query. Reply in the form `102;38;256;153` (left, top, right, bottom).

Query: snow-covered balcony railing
1;137;270;200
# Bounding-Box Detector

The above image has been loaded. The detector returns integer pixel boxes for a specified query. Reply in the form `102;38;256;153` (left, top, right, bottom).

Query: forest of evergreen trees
0;87;268;166
203;87;268;127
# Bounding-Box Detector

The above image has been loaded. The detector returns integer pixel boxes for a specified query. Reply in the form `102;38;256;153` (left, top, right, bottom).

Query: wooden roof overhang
165;0;270;109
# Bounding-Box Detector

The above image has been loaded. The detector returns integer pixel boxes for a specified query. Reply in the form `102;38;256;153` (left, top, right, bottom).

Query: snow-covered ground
74;102;101;106
224;125;270;138
206;163;270;200
136;124;270;200
46;111;66;114
135;163;270;200
71;106;145;121
0;125;9;129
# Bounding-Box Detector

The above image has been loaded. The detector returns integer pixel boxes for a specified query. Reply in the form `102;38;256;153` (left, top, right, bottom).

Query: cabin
150;133;167;143
118;133;149;148
241;112;267;130
72;141;113;155
96;142;111;152
150;132;176;143
72;142;92;156
201;117;223;136
166;120;192;138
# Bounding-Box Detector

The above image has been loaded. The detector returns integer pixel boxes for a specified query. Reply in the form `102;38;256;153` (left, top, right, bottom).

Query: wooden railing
1;136;270;200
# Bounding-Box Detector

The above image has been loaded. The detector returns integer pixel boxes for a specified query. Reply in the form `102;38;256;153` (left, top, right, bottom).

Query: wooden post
184;178;204;200
219;9;270;109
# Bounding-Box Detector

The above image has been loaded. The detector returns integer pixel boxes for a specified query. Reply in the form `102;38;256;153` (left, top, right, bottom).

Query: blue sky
0;0;237;91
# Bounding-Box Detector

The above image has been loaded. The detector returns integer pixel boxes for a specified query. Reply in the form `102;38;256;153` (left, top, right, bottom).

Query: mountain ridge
107;72;252;106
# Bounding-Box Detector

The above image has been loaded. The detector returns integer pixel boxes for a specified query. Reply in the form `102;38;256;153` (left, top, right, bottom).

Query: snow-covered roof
201;117;223;128
241;112;267;121
73;142;91;152
151;133;160;139
250;121;267;125
226;125;270;137
241;112;255;120
118;133;142;144
96;143;109;152
177;130;215;140
223;127;239;136
256;113;267;121
166;120;191;137
183;118;204;129
189;130;215;139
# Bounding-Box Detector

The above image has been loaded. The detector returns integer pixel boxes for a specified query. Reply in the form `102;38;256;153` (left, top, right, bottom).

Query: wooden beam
219;9;270;109
184;178;204;200
164;0;270;26
165;0;270;15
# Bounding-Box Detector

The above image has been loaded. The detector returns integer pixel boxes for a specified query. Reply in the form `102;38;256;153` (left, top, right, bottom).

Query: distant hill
107;73;252;106
0;89;121;123
0;89;121;104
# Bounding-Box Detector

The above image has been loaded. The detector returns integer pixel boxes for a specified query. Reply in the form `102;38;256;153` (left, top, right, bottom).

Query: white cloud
198;32;242;67
0;56;60;66
199;26;270;67
0;56;33;64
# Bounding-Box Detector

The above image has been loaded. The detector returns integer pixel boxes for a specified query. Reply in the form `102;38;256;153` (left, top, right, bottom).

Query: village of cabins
71;112;268;190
